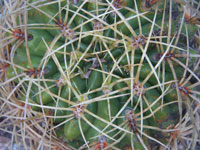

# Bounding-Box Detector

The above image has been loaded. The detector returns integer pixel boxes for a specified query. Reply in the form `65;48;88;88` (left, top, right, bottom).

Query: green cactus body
117;10;163;36
85;91;118;144
61;75;86;99
111;77;129;102
2;0;200;149
35;81;58;105
64;94;97;141
28;1;61;36
147;103;179;144
87;0;106;15
45;100;69;123
19;95;41;112
143;84;169;122
6;52;57;80
17;29;65;58
88;69;103;91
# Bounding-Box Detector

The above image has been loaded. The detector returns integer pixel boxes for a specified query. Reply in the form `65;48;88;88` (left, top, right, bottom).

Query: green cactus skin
17;29;65;58
2;0;200;149
45;100;69;124
88;69;103;91
61;75;86;99
117;10;163;36
19;95;41;112
85;91;118;143
64;94;97;141
6;52;57;80
35;81;58;105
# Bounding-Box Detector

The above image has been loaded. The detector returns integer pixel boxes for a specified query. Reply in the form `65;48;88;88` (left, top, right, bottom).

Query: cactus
0;0;200;149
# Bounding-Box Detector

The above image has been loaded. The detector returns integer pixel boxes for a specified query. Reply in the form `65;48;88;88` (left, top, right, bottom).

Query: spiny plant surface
0;0;200;149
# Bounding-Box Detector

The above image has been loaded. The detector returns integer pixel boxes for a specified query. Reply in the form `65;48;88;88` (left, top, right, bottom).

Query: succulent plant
0;0;200;149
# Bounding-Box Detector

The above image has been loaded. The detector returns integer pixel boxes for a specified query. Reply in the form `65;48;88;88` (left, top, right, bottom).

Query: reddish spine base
95;136;109;150
157;52;176;60
96;141;108;150
12;29;25;40
0;63;10;75
145;0;161;8
25;68;48;77
185;12;200;25
12;29;33;41
178;84;190;96
113;0;122;9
